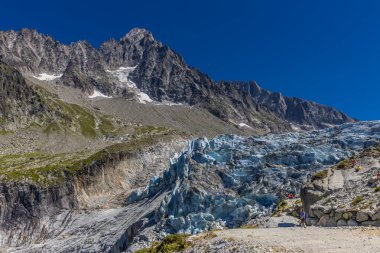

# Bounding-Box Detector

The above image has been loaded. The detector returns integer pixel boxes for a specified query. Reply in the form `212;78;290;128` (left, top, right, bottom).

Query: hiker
299;208;307;228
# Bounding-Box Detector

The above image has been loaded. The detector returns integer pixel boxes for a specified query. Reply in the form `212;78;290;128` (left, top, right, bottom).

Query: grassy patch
35;86;115;139
135;234;190;253
0;129;13;135
0;129;177;186
43;122;61;135
273;200;289;216
311;169;328;181
240;224;259;229
352;196;364;206
98;116;115;136
336;160;349;169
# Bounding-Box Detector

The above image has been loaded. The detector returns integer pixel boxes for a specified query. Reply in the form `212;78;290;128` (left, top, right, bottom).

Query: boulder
356;211;369;223
337;219;347;226
342;212;353;221
318;215;336;227
370;211;380;221
347;219;358;226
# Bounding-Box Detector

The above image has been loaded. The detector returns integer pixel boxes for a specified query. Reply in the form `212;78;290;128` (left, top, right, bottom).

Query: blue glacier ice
128;121;380;234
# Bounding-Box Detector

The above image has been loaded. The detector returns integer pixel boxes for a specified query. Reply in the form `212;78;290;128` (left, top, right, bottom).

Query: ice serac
128;121;380;235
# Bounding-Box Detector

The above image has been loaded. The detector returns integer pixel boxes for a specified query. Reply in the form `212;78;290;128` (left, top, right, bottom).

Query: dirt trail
187;227;380;253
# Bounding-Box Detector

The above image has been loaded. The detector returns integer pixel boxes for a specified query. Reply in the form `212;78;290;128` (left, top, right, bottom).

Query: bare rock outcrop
301;143;380;227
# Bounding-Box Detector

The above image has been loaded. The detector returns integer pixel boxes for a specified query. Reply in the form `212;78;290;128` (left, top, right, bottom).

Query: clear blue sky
1;0;379;120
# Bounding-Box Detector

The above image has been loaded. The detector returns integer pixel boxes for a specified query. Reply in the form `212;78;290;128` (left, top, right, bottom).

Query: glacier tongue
128;121;380;234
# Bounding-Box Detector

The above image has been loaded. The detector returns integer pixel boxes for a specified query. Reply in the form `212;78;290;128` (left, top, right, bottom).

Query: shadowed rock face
223;81;354;128
0;61;46;129
128;121;380;234
0;28;354;130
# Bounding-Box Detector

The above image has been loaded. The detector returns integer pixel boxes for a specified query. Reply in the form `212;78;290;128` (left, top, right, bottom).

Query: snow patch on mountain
107;66;154;104
107;66;137;89
137;91;153;104
89;90;112;99
33;73;62;81
238;123;253;129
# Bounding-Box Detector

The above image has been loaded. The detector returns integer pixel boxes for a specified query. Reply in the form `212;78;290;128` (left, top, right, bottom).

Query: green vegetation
35;86;116;138
311;169;328;181
336;160;349;169
273;200;289;216
0;128;177;186
239;224;258;229
375;186;380;192
135;234;190;253
0;129;13;135
134;125;167;136
352;196;364;206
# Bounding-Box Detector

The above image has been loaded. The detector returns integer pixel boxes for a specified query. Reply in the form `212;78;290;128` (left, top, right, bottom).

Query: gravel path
186;227;380;253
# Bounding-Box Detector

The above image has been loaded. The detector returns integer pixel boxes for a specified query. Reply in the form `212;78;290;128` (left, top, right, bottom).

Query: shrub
375;186;380;192
135;234;190;253
352;196;364;206
337;160;349;169
311;170;328;181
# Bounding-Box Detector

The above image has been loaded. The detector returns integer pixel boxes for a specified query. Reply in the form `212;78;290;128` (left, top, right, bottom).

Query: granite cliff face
0;61;46;130
0;28;355;130
227;81;354;128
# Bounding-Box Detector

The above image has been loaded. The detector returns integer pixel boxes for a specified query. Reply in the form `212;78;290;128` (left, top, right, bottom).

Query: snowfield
107;66;156;104
33;73;62;81
88;90;112;99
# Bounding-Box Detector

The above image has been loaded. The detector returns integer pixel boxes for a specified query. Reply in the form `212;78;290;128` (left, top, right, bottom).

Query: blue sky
1;0;379;120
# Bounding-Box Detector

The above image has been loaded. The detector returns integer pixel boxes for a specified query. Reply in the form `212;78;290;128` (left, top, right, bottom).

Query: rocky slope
0;129;187;252
0;28;354;131
301;142;380;227
0;61;46;130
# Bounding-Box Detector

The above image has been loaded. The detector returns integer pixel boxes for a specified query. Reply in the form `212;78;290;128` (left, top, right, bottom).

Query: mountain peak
122;28;154;42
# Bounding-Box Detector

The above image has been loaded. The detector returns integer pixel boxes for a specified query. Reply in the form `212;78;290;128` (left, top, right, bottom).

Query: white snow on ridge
137;92;153;104
34;73;63;81
238;123;253;129
89;90;112;99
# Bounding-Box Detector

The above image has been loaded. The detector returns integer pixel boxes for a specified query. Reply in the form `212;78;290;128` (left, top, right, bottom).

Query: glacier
128;121;380;234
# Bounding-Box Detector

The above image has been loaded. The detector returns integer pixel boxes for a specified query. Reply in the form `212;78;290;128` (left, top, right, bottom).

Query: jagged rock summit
0;28;355;131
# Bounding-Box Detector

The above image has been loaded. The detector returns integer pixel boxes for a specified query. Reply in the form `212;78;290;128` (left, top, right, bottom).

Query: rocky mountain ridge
0;28;355;131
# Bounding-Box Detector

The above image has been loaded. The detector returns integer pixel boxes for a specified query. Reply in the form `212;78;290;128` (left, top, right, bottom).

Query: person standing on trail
299;209;307;228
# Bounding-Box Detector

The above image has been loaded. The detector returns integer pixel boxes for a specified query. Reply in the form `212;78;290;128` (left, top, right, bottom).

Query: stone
313;208;326;219
360;220;380;226
347;220;359;226
337;219;347;226
318;215;336;227
332;211;342;222
356;211;369;222
342;212;353;221
370;211;380;221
